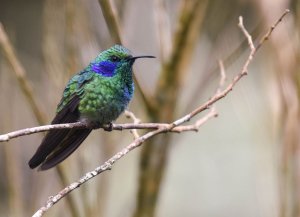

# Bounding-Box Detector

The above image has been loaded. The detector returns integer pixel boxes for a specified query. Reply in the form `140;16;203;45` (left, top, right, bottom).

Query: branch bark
0;118;219;143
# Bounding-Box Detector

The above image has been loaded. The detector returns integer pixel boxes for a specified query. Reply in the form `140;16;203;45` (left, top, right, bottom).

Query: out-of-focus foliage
0;0;299;217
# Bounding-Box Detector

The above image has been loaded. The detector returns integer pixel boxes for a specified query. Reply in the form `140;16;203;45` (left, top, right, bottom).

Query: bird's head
90;44;155;77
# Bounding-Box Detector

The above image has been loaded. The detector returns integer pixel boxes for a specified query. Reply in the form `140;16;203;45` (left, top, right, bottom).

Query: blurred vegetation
0;0;299;217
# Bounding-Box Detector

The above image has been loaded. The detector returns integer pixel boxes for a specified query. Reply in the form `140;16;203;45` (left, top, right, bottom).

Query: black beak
128;55;156;61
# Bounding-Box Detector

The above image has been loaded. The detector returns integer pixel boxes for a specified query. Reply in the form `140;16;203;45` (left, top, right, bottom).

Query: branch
32;107;217;217
125;110;141;139
256;9;290;51
98;0;122;44
0;115;217;142
29;10;289;217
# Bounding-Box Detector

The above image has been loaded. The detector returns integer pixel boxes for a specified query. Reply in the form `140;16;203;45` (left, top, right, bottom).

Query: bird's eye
111;55;120;62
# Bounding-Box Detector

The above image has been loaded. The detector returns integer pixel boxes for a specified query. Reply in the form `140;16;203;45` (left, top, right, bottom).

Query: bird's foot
84;120;113;131
103;122;113;132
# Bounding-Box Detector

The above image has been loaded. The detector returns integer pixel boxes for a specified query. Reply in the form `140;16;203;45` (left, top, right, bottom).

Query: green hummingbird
28;45;154;170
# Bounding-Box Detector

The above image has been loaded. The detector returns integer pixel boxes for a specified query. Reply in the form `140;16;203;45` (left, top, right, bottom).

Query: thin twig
125;110;141;139
238;16;255;52
216;60;226;94
218;60;226;88
256;9;290;51
171;108;218;132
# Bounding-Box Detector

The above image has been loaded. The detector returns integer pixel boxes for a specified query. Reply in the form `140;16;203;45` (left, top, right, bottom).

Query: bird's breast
78;76;133;123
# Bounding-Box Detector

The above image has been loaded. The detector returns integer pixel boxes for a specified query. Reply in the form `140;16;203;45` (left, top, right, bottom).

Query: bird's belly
78;90;130;124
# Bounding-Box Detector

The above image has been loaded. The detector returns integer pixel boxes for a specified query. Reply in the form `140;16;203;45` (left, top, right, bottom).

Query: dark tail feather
39;129;92;170
29;128;92;170
28;128;73;169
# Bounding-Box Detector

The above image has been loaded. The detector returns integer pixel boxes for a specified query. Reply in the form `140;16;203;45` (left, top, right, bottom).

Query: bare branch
125;110;141;139
216;60;226;95
0;114;220;142
256;9;290;51
171;108;218;132
0;122;87;142
218;60;226;88
238;16;255;52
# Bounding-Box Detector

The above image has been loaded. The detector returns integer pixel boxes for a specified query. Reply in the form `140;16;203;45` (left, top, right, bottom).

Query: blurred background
0;0;299;216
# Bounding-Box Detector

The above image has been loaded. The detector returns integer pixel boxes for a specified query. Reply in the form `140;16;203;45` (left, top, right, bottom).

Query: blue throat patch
91;61;117;77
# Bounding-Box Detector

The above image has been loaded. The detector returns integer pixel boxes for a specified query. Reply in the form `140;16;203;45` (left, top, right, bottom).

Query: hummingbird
28;45;155;170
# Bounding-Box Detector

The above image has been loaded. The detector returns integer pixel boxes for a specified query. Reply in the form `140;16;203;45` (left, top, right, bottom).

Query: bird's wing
28;95;82;169
28;71;94;170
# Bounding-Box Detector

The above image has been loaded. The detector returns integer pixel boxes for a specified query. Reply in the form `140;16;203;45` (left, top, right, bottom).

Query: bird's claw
103;122;113;131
